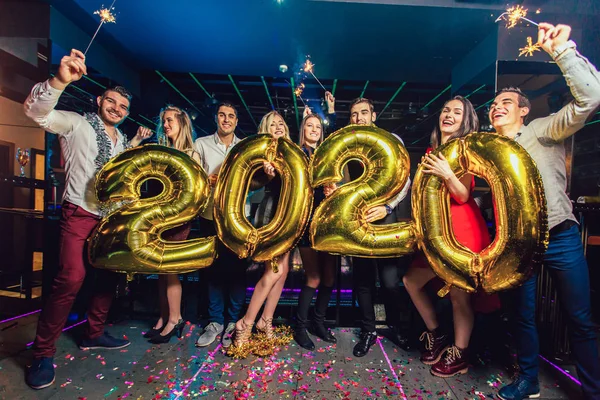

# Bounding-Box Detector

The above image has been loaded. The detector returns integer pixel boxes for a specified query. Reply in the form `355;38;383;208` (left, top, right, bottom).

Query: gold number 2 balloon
309;125;417;257
213;134;313;262
88;144;217;276
412;133;548;294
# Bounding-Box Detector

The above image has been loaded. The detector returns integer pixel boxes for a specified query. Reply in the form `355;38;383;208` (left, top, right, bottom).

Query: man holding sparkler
23;49;151;390
490;24;600;400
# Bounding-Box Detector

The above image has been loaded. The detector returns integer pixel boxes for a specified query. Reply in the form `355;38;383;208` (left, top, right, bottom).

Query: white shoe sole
28;376;55;390
79;342;131;351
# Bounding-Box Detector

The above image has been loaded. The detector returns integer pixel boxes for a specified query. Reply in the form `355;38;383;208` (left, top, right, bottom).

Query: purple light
377;337;407;399
246;287;352;293
0;309;41;325
173;343;222;399
26;319;88;347
539;355;581;386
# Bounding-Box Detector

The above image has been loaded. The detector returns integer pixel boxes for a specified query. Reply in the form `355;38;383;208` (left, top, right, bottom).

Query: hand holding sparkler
325;91;335;114
50;49;87;91
537;23;572;55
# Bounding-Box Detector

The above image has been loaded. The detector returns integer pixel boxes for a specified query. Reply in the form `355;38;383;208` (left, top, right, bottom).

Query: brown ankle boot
430;345;469;377
419;329;451;365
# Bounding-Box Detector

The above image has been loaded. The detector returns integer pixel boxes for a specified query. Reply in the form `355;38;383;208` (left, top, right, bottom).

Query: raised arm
24;49;88;135
532;24;600;142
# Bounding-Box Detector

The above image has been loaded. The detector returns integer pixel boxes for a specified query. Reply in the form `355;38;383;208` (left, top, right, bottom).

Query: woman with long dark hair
403;96;499;377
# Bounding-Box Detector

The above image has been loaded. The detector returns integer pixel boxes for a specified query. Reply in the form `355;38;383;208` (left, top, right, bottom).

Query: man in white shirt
23;49;150;390
193;103;247;349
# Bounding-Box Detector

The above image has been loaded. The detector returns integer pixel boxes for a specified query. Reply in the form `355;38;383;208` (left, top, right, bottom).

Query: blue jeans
199;218;247;326
513;224;600;398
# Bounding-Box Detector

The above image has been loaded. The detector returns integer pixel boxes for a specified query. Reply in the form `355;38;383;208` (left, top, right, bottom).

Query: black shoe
149;320;185;344
80;332;131;350
388;327;411;351
143;324;164;339
312;323;336;343
294;328;315;351
353;331;377;357
26;357;55;390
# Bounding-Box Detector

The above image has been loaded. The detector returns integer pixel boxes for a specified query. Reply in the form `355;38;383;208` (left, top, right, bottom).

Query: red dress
412;148;500;313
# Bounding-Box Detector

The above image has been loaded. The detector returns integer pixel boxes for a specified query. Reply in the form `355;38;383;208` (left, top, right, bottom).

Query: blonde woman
144;106;201;344
231;111;292;349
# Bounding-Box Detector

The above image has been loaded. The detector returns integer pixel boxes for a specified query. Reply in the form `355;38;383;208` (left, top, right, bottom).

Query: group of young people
22;23;600;400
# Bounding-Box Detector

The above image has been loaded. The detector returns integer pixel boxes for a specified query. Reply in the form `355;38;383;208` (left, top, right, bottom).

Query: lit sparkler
302;58;326;91
518;36;541;57
84;0;117;55
495;5;539;29
294;83;307;106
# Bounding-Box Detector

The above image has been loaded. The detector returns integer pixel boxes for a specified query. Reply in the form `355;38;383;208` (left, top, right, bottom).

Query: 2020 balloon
411;133;548;294
213;134;313;263
90;131;548;294
88;144;217;276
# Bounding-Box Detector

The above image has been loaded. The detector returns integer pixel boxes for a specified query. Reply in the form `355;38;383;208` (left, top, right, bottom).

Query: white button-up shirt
194;132;241;220
24;80;127;216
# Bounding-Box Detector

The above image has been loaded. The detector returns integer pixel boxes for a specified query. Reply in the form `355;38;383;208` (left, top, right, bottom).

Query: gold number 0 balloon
412;133;549;294
88;144;217;276
213;135;313;262
309;125;417;257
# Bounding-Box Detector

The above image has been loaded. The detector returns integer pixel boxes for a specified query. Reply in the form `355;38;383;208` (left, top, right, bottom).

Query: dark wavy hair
430;95;479;149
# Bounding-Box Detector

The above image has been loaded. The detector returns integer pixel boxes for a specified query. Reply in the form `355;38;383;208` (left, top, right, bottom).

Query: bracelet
552;40;576;60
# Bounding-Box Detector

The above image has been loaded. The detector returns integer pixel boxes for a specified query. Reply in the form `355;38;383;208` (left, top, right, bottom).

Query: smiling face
439;99;464;140
216;105;238;136
162;110;181;142
268;114;287;138
350;101;376;126
489;91;529;133
302;116;323;147
97;90;130;126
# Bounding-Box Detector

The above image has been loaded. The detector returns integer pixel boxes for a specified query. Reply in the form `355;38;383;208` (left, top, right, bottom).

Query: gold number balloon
88;144;217;276
309;125;417;257
213;134;313;262
412;133;548;294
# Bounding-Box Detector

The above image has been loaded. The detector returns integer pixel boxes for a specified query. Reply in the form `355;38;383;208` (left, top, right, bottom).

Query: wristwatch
552;40;577;60
384;205;393;215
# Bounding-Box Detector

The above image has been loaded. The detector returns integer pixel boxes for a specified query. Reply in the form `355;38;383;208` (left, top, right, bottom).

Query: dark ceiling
45;0;600;154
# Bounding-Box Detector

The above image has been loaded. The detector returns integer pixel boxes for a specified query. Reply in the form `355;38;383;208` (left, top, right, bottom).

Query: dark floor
0;314;582;400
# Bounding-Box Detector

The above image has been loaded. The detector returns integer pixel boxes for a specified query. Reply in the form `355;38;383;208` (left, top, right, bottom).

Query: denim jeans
513;224;600;398
198;218;247;326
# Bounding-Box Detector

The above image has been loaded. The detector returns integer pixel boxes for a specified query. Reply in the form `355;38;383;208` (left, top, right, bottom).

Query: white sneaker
195;322;223;347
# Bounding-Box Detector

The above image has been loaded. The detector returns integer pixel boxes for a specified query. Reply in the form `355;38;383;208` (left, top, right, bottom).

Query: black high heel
143;324;165;339
149;320;185;344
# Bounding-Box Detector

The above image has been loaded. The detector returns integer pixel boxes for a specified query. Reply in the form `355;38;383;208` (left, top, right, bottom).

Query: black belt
549;219;577;235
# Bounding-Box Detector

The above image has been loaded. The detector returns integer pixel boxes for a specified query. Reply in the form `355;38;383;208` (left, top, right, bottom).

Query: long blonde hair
157;105;195;152
298;114;324;150
258;111;290;139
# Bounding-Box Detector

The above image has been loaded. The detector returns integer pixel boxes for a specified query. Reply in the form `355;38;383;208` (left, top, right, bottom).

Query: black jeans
352;212;410;333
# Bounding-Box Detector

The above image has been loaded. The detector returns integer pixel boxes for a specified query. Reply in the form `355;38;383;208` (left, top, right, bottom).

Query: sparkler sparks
84;1;118;55
302;57;326;91
495;5;539;29
518;36;541;57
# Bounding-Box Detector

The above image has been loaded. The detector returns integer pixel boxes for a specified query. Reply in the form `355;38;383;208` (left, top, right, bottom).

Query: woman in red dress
403;96;499;377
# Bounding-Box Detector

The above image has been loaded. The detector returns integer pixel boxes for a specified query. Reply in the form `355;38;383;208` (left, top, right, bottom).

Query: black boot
353;331;378;357
294;286;316;350
312;285;336;343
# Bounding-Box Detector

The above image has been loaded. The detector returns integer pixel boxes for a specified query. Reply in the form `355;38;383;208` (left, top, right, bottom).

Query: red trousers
33;202;119;358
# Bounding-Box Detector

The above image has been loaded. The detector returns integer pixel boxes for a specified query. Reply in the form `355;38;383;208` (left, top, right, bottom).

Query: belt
549;219;577;236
